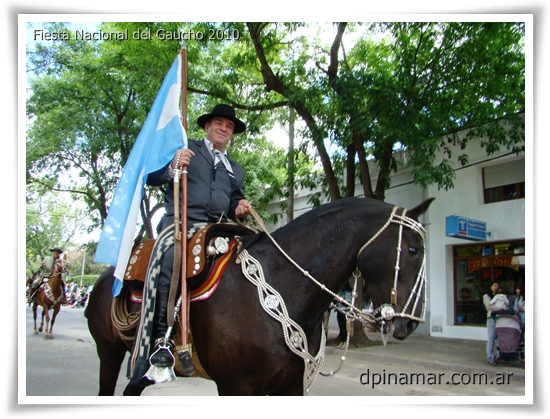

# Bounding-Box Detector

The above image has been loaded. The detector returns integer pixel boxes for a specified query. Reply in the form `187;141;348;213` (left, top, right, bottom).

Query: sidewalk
141;329;526;396
325;328;526;382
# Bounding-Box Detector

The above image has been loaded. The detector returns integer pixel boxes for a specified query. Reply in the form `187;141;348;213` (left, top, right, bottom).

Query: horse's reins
243;207;377;326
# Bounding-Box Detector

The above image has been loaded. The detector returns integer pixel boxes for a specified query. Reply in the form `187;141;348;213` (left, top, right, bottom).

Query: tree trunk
287;107;295;223
247;22;341;201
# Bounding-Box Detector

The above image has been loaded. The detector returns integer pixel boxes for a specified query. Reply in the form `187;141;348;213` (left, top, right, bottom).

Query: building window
453;239;525;326
484;182;525;203
483;159;525;204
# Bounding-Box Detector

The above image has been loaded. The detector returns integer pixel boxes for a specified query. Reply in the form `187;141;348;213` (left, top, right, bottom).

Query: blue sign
446;216;487;241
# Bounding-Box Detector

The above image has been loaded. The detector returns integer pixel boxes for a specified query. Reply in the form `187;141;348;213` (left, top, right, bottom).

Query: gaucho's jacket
147;139;246;230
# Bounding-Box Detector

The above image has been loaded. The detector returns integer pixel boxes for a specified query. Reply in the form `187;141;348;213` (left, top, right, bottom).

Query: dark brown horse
86;197;434;396
31;258;66;339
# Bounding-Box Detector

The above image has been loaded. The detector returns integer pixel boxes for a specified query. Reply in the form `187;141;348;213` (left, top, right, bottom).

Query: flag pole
181;44;188;132
176;42;194;375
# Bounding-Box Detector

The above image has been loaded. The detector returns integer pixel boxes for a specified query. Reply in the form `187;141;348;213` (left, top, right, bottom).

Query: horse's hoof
38;327;43;333
33;330;38;335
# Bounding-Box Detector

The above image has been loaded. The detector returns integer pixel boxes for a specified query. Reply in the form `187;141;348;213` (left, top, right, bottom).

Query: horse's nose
392;318;419;340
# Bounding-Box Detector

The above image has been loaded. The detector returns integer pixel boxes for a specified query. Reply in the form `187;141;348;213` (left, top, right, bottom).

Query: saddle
123;222;254;297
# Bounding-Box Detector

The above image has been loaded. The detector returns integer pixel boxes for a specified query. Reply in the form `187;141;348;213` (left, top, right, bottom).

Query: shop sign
446;216;487;241
468;255;520;273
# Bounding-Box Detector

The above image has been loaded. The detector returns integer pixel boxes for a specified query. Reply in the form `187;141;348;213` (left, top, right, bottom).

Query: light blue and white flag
95;53;187;297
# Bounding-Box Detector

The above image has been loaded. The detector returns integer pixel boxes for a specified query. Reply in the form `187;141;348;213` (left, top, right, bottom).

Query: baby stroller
494;311;524;365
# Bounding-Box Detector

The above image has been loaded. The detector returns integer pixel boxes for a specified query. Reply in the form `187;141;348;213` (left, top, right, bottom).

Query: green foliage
25;186;90;271
378;22;526;191
66;275;101;288
26;21;526;262
229;137;286;222
317;22;525;195
27;22;182;228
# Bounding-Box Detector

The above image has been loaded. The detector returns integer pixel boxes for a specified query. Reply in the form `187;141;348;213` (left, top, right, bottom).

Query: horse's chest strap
238;249;326;394
43;283;64;305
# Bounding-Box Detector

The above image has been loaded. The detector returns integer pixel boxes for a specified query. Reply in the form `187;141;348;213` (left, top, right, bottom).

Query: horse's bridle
45;258;67;278
354;206;428;325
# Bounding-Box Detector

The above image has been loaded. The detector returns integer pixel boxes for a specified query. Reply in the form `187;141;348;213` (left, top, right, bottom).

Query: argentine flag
95;53;187;297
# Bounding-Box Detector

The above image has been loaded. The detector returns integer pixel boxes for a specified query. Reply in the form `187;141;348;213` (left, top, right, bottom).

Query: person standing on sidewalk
513;283;525;325
483;281;499;364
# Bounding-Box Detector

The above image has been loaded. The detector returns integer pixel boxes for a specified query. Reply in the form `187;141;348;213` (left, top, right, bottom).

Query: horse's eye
409;247;419;256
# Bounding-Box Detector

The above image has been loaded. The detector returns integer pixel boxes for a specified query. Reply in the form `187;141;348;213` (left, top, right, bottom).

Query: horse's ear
407;197;435;220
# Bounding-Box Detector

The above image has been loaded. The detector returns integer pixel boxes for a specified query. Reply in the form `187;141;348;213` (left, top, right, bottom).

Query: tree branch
246;22;341;201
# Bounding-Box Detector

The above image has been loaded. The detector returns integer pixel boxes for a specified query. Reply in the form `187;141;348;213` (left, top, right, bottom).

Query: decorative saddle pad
190;240;238;301
124;240;156;282
122;223;253;300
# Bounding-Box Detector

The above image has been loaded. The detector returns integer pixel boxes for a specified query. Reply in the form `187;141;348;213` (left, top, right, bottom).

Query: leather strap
167;235;182;328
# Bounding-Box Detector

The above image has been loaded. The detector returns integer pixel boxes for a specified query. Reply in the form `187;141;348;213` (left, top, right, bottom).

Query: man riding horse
145;104;251;372
27;247;68;304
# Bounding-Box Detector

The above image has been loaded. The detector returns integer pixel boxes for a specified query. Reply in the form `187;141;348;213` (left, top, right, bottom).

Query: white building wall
426;152;525;341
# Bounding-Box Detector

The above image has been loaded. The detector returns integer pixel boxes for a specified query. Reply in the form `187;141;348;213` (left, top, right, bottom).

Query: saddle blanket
190;240;237;301
123;238;237;303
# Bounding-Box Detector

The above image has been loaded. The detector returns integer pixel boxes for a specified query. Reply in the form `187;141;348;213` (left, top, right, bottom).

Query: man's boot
145;266;177;384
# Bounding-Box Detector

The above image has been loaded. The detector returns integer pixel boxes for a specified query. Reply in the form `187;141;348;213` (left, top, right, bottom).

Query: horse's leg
95;340;129;396
39;307;45;333
215;379;303;396
322;308;330;339
123;379;150;396
270;383;304;396
32;303;39;334
47;305;61;339
43;308;51;339
88;302;132;396
216;381;255;396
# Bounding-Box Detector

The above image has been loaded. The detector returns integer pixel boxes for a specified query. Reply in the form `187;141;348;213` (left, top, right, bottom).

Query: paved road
23;305;525;398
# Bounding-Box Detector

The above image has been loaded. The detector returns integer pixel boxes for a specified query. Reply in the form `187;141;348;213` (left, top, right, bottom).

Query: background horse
26;271;40;300
86;197;434;396
31;258;66;339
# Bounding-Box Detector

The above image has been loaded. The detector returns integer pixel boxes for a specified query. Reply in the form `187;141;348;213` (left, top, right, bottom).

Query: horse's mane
277;197;390;236
240;197;391;249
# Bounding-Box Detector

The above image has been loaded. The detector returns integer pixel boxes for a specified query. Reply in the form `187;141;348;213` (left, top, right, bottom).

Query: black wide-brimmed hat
49;247;63;253
197;104;246;134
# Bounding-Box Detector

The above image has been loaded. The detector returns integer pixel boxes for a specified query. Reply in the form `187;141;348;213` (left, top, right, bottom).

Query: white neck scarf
205;139;233;174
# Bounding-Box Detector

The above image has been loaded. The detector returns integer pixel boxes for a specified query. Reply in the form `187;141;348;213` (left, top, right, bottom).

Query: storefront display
453;239;525;325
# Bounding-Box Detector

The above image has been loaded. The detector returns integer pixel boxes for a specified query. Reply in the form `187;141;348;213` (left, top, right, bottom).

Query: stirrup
145;338;176;384
176;343;195;376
